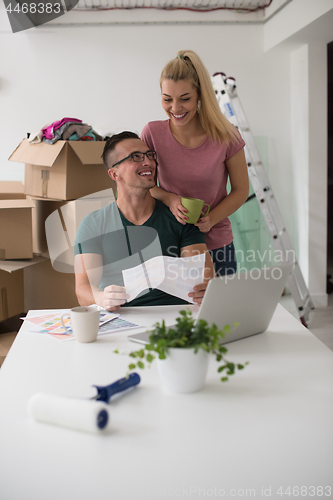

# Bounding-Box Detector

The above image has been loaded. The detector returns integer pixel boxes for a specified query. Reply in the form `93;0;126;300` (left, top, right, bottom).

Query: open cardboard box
9;139;112;200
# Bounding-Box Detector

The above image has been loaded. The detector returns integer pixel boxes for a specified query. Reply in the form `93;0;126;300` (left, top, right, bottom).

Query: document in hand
122;254;205;304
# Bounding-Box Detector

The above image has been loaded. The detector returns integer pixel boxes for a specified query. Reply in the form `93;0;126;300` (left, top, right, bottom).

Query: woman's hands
195;214;211;233
168;193;188;225
168;193;212;232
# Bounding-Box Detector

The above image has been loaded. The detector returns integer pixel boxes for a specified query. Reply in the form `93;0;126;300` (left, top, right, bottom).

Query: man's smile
138;169;153;176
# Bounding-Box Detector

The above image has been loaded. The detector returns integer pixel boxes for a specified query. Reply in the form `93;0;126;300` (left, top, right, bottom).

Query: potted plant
118;309;248;394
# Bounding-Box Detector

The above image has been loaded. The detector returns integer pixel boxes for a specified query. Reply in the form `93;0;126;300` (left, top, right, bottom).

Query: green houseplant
117;309;248;393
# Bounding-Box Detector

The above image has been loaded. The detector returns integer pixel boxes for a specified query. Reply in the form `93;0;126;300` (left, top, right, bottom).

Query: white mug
61;306;100;343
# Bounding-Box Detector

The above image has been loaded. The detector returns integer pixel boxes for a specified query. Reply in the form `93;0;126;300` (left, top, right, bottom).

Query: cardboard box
0;181;25;199
24;259;79;311
0;198;34;259
0;255;47;274
9;139;113;200
29;197;68;258
0;181;32;260
29;188;115;272
0;269;24;322
0;331;17;367
0;257;47;324
0;256;79;316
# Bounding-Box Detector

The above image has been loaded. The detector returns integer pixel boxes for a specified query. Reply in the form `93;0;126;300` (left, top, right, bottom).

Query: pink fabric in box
42;118;82;140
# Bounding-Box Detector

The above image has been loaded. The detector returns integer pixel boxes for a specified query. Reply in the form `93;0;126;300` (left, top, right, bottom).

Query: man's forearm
76;282;103;307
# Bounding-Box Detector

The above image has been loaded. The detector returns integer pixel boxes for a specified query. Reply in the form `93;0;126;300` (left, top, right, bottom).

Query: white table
0;304;332;500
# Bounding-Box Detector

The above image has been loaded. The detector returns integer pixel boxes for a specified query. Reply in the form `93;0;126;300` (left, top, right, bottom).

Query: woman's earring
197;100;201;113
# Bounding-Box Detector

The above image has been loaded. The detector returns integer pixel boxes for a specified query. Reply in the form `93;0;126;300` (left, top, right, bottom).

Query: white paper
122;254;205;304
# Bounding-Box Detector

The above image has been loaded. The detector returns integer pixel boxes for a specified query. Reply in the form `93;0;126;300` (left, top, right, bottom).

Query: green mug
181;197;210;224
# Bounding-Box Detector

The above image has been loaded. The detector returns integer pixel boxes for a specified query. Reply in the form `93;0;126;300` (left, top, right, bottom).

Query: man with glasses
74;131;215;311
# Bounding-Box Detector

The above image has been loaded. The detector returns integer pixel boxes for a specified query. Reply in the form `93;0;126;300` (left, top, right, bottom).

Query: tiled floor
279;291;333;352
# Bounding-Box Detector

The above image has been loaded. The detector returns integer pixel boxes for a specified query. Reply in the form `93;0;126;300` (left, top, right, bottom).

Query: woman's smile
161;79;199;129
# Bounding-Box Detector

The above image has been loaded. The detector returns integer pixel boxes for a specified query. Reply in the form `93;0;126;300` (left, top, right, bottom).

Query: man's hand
100;285;130;311
188;282;208;305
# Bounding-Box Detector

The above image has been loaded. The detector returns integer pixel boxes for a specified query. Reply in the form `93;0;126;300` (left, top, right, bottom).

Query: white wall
264;0;333;51
290;44;309;283
0;16;275;183
308;40;329;306
264;0;333;306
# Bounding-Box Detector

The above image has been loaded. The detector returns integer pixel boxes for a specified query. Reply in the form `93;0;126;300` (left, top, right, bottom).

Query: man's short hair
102;131;140;171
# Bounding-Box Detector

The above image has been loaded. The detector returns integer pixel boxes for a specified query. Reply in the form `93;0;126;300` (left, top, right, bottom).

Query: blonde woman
141;50;249;276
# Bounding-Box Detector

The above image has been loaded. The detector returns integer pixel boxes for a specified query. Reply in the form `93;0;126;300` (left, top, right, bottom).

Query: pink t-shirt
141;120;245;250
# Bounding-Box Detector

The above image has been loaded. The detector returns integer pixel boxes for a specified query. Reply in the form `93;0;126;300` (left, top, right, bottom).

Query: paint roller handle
93;373;141;403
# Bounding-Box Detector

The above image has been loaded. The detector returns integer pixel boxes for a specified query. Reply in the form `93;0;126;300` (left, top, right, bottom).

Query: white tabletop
0;304;332;500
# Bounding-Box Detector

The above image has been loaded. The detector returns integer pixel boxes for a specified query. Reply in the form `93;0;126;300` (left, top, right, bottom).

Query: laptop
128;263;293;345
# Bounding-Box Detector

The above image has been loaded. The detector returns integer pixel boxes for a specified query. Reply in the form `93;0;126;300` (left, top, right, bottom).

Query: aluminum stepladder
212;72;315;326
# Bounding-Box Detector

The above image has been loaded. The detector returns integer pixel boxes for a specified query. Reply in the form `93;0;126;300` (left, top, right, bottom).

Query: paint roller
28;373;140;433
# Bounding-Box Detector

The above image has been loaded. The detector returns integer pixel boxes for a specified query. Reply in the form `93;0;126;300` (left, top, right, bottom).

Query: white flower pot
157;347;209;394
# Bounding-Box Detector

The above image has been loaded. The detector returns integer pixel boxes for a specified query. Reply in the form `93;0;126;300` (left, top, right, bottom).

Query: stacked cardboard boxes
1;139;116;321
0;181;30;334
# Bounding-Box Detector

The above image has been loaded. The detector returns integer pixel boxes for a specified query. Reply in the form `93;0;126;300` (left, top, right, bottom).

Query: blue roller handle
93;373;141;403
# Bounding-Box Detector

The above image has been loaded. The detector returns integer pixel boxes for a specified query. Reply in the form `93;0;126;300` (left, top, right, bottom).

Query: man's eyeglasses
111;151;157;169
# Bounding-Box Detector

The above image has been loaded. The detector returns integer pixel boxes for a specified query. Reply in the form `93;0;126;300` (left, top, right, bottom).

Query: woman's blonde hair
160;50;239;145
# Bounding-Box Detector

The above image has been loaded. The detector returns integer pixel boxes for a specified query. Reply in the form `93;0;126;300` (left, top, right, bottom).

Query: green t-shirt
74;199;205;307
